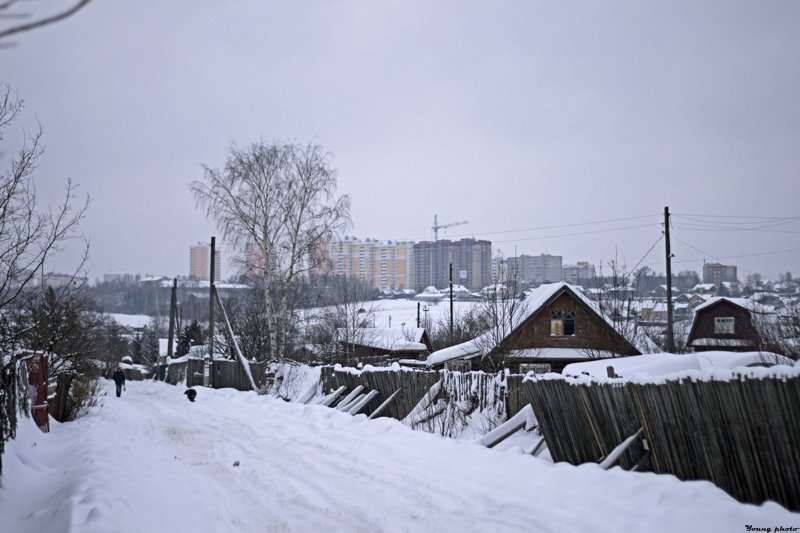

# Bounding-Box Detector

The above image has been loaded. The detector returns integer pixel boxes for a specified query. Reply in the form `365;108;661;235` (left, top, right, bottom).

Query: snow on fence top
545;351;798;386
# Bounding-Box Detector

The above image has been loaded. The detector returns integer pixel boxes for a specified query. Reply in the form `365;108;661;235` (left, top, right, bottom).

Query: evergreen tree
177;320;205;356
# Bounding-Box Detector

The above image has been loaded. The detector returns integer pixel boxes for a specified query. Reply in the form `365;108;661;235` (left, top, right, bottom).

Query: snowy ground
1;380;797;533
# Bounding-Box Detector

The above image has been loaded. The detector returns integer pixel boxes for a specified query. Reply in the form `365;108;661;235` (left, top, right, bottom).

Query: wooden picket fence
521;374;800;511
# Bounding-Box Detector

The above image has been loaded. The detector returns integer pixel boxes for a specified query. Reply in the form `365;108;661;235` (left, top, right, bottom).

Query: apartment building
413;238;491;292
189;243;221;282
327;238;414;291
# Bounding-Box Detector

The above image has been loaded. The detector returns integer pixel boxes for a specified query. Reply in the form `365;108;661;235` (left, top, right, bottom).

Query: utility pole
449;262;454;343
664;207;674;353
208;236;216;387
417;302;421;328
167;278;177;360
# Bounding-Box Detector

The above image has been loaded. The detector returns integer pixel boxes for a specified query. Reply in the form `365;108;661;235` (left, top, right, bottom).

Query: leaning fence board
319;386;347;407
599;428;643;470
368;389;401;420
336;385;365;411
401;379;442;427
477;404;537;449
338;393;365;412
348;390;380;415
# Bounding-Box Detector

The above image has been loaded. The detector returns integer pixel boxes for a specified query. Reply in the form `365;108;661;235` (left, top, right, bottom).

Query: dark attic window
550;310;575;336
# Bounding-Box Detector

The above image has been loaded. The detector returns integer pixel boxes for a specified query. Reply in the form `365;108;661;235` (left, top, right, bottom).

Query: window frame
714;316;735;334
550;310;576;336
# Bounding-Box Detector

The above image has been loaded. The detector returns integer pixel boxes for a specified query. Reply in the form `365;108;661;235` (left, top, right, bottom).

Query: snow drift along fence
523;375;800;511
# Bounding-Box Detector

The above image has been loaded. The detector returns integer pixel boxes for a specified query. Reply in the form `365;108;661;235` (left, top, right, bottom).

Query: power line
491;223;658;245
390;214;661;242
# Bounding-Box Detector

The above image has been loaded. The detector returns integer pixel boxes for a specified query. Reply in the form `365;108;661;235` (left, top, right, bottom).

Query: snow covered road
1;379;797;532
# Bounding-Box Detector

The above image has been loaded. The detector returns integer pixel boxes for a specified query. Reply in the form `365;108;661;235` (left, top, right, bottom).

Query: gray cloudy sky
3;1;799;281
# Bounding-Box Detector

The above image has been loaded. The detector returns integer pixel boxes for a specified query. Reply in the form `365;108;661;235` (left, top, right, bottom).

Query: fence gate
22;351;49;433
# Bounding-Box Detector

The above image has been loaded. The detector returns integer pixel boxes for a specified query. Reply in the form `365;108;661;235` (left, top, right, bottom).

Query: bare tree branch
0;0;92;41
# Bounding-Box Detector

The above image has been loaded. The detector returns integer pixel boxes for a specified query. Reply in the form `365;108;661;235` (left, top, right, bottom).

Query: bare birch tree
191;141;350;361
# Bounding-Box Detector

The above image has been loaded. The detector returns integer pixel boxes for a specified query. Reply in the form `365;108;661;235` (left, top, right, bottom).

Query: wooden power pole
664;207;674;353
167;278;177;359
449;262;454;343
208;236;216;387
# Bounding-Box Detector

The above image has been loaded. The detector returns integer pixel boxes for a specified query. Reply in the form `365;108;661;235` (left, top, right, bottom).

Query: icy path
1;380;797;532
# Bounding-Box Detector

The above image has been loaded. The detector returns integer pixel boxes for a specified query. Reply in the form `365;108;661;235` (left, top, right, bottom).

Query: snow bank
1;380;796;532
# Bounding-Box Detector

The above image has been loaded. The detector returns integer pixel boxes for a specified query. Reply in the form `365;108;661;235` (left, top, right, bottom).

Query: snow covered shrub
0;357;31;476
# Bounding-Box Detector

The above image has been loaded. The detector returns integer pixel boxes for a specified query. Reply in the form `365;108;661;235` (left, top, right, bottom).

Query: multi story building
189;243;221;282
326;238;414;291
562;261;596;285
491;250;508;283
413;238;491;292
506;253;563;285
703;262;738;285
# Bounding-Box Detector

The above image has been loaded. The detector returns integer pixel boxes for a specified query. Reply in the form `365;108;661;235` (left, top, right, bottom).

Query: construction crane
432;214;468;241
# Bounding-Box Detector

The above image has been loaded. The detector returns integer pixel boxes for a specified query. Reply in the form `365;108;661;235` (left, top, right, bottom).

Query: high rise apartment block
189;243;221;282
413;238;491;292
327;238;414;291
703;262;738;285
506;253;563;284
562;261;596;284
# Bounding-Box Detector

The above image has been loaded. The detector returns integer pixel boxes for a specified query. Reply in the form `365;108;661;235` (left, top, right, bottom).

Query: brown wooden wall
504;292;638;355
689;301;759;351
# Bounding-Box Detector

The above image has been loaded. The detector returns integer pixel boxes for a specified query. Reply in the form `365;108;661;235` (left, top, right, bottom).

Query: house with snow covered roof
426;282;641;374
338;327;432;363
687;297;779;353
692;283;718;296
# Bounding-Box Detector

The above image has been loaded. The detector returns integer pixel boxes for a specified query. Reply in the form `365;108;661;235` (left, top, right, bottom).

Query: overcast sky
3;1;799;282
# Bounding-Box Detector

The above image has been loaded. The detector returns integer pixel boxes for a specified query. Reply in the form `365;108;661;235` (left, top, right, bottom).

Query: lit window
550;310;575;336
714;317;735;334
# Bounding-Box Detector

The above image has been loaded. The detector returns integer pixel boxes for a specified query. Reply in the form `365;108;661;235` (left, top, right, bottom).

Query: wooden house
686;297;777;353
339;327;432;364
427;282;641;374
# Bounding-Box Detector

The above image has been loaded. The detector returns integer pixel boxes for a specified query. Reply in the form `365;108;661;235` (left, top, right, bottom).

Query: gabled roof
693;297;774;315
427;282;639;366
338;327;429;352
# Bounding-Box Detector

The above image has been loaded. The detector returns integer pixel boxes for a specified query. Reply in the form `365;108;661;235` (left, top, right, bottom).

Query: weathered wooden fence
522;374;800;510
320;367;440;420
165;362;188;385
212;360;268;391
319;367;504;422
187;359;205;387
521;378;646;469
155;359;268;391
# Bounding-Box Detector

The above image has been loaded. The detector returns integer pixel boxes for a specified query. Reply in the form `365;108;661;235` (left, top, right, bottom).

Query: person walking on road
113;367;126;397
